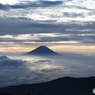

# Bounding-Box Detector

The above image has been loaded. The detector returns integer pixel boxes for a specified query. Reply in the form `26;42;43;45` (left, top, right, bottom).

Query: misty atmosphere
0;47;95;88
0;0;95;95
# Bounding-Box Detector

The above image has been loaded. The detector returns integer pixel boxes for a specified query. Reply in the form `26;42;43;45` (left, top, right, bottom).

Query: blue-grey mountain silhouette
24;46;59;56
0;56;8;60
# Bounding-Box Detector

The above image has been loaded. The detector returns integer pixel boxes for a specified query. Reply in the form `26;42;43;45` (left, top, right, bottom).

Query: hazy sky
0;0;95;54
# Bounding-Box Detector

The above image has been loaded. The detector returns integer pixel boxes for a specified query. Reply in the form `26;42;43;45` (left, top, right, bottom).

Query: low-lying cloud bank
0;56;66;87
0;54;95;87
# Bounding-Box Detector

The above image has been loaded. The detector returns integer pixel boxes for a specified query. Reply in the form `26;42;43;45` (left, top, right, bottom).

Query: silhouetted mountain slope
24;46;59;56
0;77;95;95
0;56;8;60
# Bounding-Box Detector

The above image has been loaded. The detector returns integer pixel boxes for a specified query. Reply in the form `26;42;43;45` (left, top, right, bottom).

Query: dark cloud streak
0;3;9;10
63;12;84;18
1;17;95;35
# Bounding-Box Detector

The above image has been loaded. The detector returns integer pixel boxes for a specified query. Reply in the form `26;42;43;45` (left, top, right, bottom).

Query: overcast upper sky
0;0;95;54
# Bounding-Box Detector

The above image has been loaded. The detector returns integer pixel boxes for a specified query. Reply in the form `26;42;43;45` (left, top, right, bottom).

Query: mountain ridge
0;76;95;95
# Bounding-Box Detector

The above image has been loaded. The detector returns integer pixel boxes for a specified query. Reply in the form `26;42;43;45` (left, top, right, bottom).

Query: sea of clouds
0;53;95;87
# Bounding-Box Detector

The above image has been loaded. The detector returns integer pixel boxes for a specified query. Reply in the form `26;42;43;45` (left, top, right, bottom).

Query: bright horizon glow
0;45;95;55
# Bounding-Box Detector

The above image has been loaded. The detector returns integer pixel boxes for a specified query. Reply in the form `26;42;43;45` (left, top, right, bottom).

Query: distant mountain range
24;46;60;56
0;77;95;95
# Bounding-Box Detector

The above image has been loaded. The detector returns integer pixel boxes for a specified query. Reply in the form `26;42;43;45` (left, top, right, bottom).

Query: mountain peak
24;46;59;56
38;46;47;48
37;46;49;49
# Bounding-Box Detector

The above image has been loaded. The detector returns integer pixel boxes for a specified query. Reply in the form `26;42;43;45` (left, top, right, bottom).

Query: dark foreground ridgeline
0;77;95;95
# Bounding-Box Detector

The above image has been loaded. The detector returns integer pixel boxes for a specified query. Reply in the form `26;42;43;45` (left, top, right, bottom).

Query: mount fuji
24;46;60;56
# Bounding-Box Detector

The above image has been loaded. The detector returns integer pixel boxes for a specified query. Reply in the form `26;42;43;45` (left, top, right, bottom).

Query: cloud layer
0;0;95;53
0;56;66;87
0;54;95;87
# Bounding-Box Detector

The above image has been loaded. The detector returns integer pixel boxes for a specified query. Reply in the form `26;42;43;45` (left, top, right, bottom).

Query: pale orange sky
0;43;95;55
